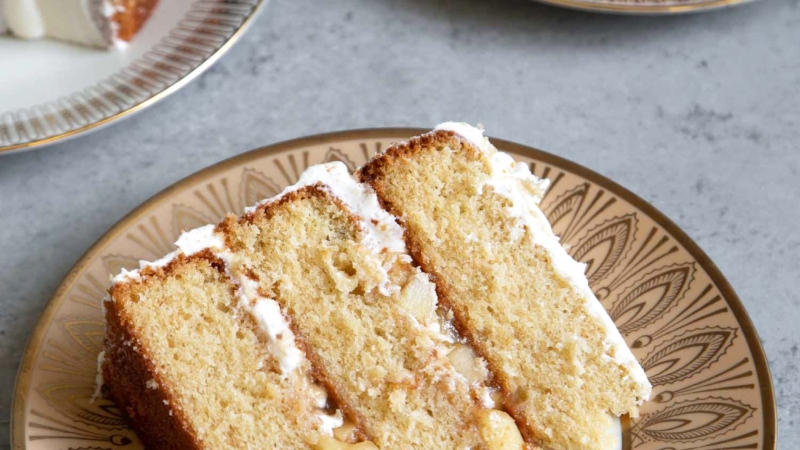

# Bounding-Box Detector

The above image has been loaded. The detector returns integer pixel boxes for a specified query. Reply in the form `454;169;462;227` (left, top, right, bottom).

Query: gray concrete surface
1;0;798;447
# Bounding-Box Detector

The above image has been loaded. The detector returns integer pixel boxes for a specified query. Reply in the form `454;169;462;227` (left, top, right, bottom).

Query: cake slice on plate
103;162;524;449
104;124;651;449
104;244;333;449
0;0;159;48
358;123;652;450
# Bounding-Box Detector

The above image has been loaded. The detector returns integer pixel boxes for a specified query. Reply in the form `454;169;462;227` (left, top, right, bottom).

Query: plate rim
0;0;269;156
10;127;777;449
529;0;756;14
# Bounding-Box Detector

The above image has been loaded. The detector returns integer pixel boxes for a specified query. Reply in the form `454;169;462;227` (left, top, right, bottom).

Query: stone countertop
1;0;798;447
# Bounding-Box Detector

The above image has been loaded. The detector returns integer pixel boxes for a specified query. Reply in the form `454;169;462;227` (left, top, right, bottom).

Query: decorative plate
0;0;267;155
11;129;776;450
529;0;755;14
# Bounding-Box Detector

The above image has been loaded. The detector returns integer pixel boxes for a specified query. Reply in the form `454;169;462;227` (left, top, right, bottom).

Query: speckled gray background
1;0;798;447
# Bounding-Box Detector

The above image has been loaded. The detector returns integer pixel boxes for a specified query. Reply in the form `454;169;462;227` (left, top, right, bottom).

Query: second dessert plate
528;0;756;14
11;129;776;449
0;0;267;155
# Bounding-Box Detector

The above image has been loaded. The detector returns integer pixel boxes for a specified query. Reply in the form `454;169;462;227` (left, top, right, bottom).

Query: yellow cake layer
105;256;323;449
106;164;528;449
222;186;497;449
358;128;651;450
106;131;650;450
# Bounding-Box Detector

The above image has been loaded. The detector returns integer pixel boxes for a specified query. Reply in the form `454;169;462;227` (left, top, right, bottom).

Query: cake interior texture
104;163;527;449
358;126;651;450
104;255;323;449
222;186;495;448
104;124;651;450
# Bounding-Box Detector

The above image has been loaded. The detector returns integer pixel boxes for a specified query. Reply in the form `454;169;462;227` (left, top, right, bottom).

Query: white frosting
479;388;495;409
219;277;346;436
90;349;105;402
1;0;116;47
112;267;141;284
110;225;223;285
435;122;492;152
317;410;344;436
174;224;224;255
438;122;651;396
235;275;305;374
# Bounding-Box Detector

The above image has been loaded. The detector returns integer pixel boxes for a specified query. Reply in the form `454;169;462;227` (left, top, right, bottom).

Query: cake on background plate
0;0;158;48
101;124;651;449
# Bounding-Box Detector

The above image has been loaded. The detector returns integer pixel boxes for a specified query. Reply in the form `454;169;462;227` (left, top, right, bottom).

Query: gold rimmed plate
529;0;756;14
0;0;268;155
11;129;776;449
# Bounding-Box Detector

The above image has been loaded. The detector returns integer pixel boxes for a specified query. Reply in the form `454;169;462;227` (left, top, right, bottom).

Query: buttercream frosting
91;350;105;401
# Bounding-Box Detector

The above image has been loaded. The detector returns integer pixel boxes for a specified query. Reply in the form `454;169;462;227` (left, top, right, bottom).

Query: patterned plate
528;0;756;14
11;129;776;449
0;0;267;155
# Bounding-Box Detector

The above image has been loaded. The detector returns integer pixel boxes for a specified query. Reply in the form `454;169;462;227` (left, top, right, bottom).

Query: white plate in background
0;0;268;155
527;0;756;15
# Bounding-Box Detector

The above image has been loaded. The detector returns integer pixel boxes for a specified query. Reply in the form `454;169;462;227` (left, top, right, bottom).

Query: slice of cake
103;162;525;449
357;123;652;450
0;0;159;48
104;248;334;449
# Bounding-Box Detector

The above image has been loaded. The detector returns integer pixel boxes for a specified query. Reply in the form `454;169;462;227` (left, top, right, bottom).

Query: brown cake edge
356;130;541;446
102;253;228;450
113;0;161;41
